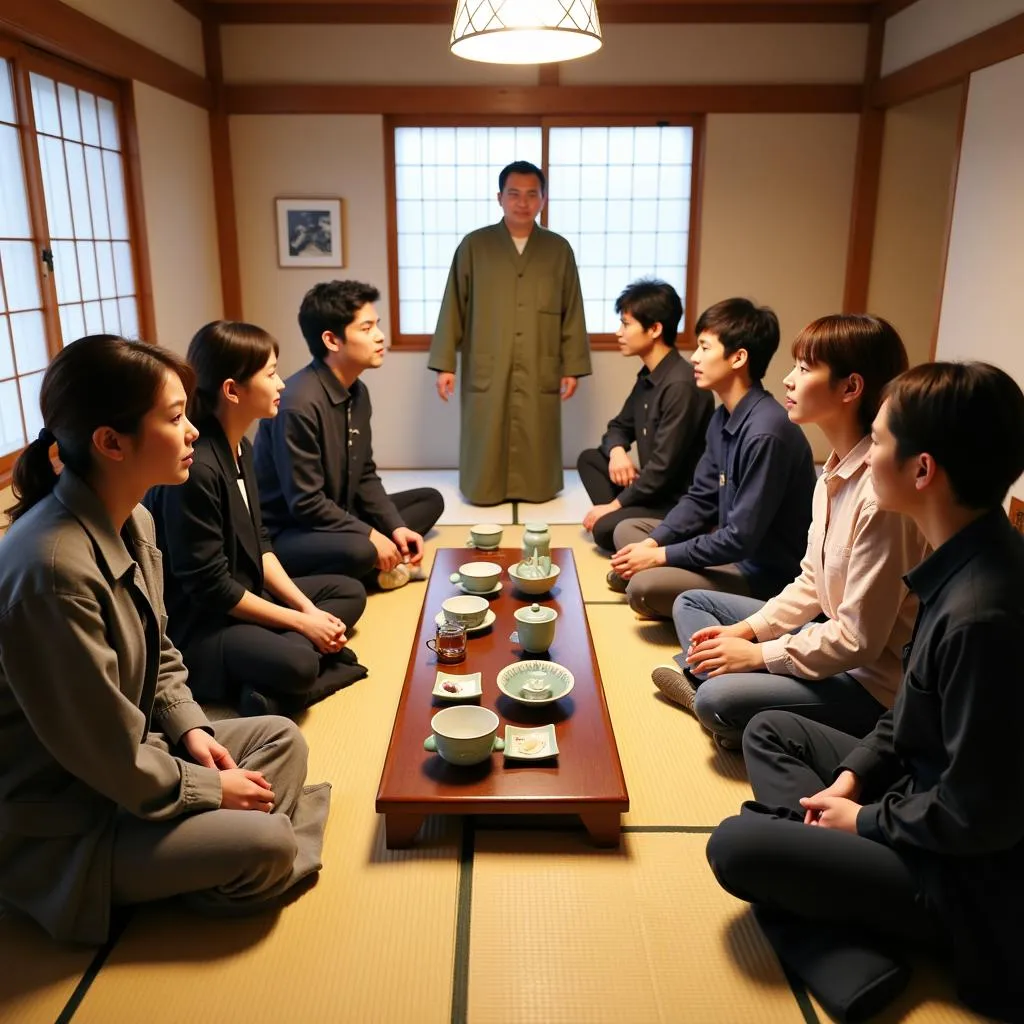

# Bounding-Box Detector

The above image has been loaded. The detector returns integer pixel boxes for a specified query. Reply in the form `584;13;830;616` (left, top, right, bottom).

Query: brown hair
7;334;194;523
792;314;908;433
884;361;1024;510
187;320;279;423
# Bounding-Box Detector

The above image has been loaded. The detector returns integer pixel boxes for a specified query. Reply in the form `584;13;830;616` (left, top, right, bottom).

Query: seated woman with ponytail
0;334;330;945
144;320;368;717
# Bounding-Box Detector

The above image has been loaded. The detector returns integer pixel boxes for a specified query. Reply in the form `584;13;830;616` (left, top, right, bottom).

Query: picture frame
276;197;345;268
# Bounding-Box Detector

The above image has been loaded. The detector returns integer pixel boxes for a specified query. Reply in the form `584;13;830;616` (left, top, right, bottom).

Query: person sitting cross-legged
254;280;444;591
706;361;1024;1023
578;278;713;553
145;320;369;718
608;297;816;620
653;315;926;750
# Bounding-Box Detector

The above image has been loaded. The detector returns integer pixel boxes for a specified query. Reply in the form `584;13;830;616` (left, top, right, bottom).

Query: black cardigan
145;417;272;657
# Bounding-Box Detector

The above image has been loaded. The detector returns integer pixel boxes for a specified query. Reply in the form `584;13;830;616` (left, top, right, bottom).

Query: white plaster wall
133;83;223;354
698;114;859;460
867;85;964;366
230;110;857;466
935;53;1024;503
221;26;535;85
222;22;866;85
561;24;867;85
58;0;205;77
881;0;1024;77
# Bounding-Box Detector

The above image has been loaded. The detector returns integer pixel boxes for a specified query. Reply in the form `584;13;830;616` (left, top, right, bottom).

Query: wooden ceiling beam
207;2;873;25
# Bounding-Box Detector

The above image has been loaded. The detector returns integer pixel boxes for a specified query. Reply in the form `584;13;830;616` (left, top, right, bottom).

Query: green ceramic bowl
507;560;561;596
496;660;575;706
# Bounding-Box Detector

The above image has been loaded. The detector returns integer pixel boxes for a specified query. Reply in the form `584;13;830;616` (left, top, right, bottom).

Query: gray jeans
673;589;886;744
111;716;329;916
612;517;751;619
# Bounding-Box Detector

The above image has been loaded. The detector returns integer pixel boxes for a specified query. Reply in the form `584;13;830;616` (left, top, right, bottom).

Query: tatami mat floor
0;475;990;1023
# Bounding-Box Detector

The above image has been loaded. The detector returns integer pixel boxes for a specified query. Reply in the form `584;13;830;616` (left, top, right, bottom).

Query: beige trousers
612;516;751;620
111;716;330;916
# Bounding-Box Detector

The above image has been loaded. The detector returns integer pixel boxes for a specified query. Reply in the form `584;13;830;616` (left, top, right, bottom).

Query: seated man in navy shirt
707;362;1024;1023
577;279;714;552
609;297;816;619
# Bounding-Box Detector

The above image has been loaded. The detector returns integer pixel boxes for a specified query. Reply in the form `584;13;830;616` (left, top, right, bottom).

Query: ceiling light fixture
450;0;603;65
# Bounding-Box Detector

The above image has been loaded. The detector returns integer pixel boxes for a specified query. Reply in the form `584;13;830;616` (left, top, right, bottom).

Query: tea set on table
423;522;572;767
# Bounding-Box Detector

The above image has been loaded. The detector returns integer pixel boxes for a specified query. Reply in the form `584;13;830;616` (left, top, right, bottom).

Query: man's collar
905;507;1013;603
722;384;766;435
54;470;134;581
312;358;353;405
638;347;682;387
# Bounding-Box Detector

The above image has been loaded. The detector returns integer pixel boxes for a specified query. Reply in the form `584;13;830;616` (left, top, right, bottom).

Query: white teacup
423;705;505;765
468;523;503;550
449;561;502;593
441;594;489;628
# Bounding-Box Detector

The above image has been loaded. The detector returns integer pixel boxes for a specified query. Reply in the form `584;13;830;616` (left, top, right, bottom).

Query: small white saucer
503;724;559;760
432;671;483;701
434;609;497;634
456;580;502;597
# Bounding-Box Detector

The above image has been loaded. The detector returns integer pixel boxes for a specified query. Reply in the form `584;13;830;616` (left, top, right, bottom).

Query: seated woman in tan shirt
652;314;926;750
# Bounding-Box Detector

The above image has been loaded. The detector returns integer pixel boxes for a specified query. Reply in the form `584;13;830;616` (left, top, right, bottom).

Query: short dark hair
615;278;682;347
792;314;908;433
498;160;547;195
187;320;279;423
884;361;1024;511
695;298;780;383
298;280;380;360
7;335;194;523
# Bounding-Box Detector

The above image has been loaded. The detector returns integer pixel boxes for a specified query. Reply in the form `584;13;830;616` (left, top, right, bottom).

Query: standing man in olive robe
428;160;591;505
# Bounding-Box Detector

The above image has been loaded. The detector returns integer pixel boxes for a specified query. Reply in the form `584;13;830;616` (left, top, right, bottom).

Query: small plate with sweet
503;723;559;761
431;671;483;702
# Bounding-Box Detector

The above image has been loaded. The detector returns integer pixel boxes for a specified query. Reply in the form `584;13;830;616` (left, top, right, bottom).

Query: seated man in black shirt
706;361;1024;1023
577;278;713;552
254;280;444;591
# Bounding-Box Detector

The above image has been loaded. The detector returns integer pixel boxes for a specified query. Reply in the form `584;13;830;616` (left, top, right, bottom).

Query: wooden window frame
384;114;705;353
0;35;155;486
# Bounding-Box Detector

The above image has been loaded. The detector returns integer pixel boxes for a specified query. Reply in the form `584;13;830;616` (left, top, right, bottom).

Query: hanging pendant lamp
450;0;603;65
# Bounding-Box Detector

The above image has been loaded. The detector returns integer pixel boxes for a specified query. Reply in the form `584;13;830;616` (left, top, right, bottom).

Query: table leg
384;812;426;849
580;810;621;847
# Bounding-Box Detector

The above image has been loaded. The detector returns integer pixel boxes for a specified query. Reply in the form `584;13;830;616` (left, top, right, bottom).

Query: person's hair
615;278;683;348
498;160;547;196
297;280;380;360
792;314;908;433
694;298;780;383
187;320;279;423
7;334;194;523
883;361;1024;511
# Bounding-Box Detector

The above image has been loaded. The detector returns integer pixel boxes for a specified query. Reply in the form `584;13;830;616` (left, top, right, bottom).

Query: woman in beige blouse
652;315;926;750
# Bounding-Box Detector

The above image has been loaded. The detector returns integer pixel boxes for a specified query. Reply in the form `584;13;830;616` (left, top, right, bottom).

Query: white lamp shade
450;0;602;65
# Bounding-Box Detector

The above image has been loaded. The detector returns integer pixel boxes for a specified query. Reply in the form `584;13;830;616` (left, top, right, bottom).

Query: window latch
41;247;54;272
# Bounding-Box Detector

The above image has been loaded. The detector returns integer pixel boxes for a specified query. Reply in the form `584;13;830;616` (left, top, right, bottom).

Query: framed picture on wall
276;197;345;268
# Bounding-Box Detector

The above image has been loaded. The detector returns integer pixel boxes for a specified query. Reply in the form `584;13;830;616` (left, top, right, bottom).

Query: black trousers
706;710;948;1022
272;487;444;580
576;448;672;553
183;574;367;706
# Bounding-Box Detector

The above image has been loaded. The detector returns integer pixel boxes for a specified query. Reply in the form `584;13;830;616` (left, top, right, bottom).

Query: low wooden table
375;547;629;848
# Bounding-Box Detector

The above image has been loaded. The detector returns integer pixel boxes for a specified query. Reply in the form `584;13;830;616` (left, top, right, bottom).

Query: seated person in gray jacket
578;278;713;552
0;335;327;945
254;280;444;591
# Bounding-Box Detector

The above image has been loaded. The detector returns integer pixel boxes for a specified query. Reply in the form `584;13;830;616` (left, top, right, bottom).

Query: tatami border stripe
450;820;475;1024
54;909;132;1024
783;966;822;1024
621;824;717;834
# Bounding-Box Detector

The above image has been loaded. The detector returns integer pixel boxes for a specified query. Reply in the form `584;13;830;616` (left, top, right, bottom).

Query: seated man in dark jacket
577;278;713;552
254;280;444;591
707;361;1024;1023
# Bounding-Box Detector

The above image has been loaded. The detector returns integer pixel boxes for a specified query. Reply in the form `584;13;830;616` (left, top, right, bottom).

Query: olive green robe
428;221;591;505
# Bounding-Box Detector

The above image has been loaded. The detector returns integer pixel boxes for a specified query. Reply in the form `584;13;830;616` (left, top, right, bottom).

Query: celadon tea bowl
423;705;504;765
